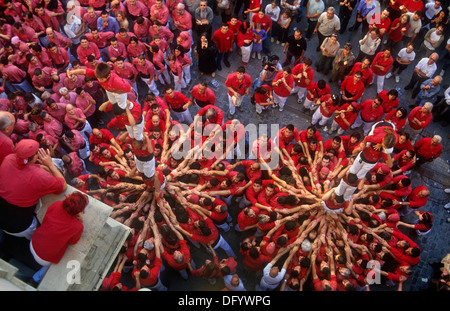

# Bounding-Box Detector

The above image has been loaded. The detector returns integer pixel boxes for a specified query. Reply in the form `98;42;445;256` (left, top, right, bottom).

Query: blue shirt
97;16;120;34
357;0;376;18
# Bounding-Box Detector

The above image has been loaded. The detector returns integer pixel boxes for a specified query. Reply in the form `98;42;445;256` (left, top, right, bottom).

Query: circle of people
0;0;446;291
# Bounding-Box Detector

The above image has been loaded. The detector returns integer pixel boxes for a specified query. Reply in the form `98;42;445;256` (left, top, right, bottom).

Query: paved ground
1;1;449;292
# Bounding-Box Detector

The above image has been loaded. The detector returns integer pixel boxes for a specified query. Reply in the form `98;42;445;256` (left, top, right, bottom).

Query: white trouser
78;138;90;159
79;120;93;140
330;120;345;135
182;65;191;84
106;91;128;109
135;155;155;178
125;118;144;141
291;86;307;101
241;44;253;63
348;152;377;179
171;109;193;125
156;68;171;85
273;92;288;109
3;216;39;241
311;109;332;126
141;77;159;96
173;73;186;92
304;98;319;110
373;74;385;94
352;114;374;135
228;93;244;116
335;179;357;201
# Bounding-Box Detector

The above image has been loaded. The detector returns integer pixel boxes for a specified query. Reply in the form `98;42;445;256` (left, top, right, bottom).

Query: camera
262;55;279;72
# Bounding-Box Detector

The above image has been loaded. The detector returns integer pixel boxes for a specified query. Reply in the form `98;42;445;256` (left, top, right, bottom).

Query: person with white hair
413;75;442;108
0;111;16;165
414;134;442;168
405;102;433;143
256;245;298;291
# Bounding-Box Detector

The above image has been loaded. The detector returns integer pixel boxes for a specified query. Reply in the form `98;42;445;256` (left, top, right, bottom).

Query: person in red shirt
253;84;273;114
77;36;101;65
292;57;314;104
371;48;394;93
329;102;358;135
311;94;340;131
191;82;216;109
225;66;253;117
340;71;365;104
271;67;294;112
392;149;416;175
378;88;400;114
352;97;385;135
369;9;392;37
414;135;442;168
335;126;397;200
212;22;234;71
405;103;433;143
30;191;88;284
303;79;331;114
348;58;374;87
67;62;132;110
164;86;194;125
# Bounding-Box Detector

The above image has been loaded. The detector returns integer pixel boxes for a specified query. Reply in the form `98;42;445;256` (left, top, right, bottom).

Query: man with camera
253;54;283;89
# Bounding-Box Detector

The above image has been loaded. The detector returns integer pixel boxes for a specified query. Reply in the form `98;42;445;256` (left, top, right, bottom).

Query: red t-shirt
31;200;83;263
85;68;132;93
212;28;234;52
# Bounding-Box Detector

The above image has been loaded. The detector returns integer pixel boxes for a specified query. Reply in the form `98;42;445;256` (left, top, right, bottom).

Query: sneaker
385;72;393;79
257;52;261;59
440;69;445;76
279;107;284;112
445;188;450;194
227;112;233;119
445;203;450;209
328;128;334;135
252;52;256;59
323;126;328;132
271;37;274;43
297;97;303;104
281;42;285;46
224;59;231;67
276;40;280;44
395;75;400;83
237;105;243;112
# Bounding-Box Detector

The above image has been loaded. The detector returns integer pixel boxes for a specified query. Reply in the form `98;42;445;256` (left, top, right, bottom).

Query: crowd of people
0;0;448;291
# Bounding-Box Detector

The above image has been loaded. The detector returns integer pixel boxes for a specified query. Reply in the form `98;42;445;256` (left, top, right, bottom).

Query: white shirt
425;2;441;20
424;30;443;50
444;86;450;106
415;57;437;78
405;12;422;37
397;48;416;62
359;33;380;55
223;275;247;291
265;4;281;22
260;263;287;290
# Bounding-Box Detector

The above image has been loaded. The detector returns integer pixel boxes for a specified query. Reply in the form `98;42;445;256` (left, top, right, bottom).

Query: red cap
16;139;39;159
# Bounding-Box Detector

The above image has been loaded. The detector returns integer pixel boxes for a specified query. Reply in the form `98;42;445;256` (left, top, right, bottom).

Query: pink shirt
77;42;101;64
150;4;169;25
75;93;96;117
1;64;26;83
64;107;86;130
44;116;63;137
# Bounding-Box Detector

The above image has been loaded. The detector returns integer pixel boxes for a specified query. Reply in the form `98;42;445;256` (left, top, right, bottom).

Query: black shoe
224;60;231;68
217;63;222;71
348;26;354;31
408;105;416;109
404;85;412;90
